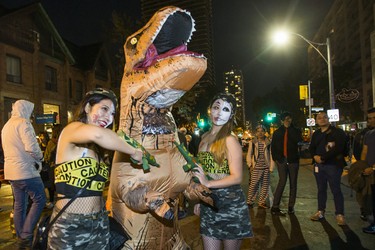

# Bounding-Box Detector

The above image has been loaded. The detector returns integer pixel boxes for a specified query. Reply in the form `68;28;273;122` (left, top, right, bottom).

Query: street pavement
0;158;374;249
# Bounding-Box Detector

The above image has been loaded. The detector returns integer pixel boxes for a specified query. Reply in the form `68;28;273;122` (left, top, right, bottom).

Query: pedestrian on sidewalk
354;108;375;221
246;124;275;209
1;100;47;249
193;93;253;249
43;125;61;209
360;107;375;234
270;112;302;216
309;111;347;226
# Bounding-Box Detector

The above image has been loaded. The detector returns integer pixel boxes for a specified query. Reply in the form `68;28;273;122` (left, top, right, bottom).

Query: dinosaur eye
130;37;138;45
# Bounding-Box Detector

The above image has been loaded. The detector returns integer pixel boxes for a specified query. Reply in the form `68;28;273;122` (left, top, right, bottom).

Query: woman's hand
194;204;200;216
193;164;209;187
131;148;143;164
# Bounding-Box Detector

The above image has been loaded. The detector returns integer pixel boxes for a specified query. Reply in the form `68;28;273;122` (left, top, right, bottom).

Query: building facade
223;67;246;128
0;3;118;133
309;0;374;121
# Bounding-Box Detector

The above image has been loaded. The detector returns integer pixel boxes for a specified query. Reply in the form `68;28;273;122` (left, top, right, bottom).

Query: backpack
347;161;368;192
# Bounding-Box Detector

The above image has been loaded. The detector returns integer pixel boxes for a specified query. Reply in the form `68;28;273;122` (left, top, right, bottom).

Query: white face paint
210;99;233;126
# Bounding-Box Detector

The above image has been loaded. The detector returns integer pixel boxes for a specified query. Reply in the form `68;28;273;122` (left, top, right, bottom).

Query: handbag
32;186;87;250
108;216;131;250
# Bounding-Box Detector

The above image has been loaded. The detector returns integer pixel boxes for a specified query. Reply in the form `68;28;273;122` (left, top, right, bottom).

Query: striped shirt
255;142;267;169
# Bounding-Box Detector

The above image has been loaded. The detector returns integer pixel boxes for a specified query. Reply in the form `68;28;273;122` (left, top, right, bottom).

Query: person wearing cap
193;93;253;248
47;88;143;249
246;124;275;209
270;111;302;216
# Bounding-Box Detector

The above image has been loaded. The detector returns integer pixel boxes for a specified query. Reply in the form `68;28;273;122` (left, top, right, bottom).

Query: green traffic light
199;119;205;127
266;112;273;122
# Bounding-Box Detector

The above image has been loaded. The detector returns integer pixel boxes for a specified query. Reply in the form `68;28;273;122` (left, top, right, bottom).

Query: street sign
299;85;308;100
306;118;315;126
35;114;56;124
312;107;324;112
327;109;339;122
305;98;313;106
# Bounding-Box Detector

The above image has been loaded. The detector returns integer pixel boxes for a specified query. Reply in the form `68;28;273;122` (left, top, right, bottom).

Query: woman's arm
194;135;243;188
57;122;142;163
245;141;253;167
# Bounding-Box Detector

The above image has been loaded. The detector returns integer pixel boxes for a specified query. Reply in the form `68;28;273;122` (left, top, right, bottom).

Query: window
75;80;84;102
6;55;21;83
68;78;73;98
45;66;57;91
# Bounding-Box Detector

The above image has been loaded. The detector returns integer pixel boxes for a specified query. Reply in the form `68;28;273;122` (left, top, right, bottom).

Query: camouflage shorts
48;208;110;250
200;184;253;239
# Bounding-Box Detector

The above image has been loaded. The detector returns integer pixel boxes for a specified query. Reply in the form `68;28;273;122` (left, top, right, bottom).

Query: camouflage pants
48;208;110;250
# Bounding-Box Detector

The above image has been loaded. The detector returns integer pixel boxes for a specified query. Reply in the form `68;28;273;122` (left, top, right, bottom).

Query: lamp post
272;31;335;109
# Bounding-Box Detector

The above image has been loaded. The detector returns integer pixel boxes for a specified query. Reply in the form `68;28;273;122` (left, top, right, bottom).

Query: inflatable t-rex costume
109;6;210;249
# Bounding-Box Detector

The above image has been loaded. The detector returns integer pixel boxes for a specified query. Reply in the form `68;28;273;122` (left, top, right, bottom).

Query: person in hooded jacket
1;100;46;249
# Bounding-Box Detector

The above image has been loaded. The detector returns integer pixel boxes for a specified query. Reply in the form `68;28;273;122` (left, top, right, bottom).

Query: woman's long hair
208;93;237;165
73;89;117;159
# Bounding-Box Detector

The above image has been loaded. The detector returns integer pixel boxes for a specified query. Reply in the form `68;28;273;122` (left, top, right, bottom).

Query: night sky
1;0;333;123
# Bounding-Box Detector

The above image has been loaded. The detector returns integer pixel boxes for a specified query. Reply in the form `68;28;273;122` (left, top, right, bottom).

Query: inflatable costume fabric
109;6;212;249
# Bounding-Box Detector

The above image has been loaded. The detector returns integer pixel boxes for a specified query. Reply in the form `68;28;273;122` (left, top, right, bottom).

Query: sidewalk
1;159;374;249
180;158;375;250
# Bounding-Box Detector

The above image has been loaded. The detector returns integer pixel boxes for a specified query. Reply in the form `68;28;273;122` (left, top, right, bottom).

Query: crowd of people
0;89;374;249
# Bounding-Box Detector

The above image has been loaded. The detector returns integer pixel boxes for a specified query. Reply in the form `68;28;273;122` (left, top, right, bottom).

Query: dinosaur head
124;6;195;72
120;6;207;138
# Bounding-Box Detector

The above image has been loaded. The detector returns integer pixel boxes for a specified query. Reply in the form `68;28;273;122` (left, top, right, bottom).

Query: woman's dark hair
73;88;117;159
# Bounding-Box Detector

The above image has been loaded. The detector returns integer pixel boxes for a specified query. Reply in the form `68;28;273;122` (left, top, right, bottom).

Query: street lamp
272;30;335;109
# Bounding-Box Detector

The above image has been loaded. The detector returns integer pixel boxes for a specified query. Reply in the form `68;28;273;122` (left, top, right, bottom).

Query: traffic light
266;112;273;122
198;119;205;128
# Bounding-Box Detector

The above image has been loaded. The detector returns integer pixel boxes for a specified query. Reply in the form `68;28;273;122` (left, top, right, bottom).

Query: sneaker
258;203;270;209
271;207;286;216
17;238;32;250
45;202;54;209
362;224;375;234
310;210;325;221
336;214;346;226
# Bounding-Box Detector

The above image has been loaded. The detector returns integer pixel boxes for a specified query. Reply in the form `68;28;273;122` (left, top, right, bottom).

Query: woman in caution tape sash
47;88;142;250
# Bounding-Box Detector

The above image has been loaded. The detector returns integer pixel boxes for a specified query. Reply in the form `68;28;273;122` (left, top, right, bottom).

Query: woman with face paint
47;88;142;250
193;93;253;249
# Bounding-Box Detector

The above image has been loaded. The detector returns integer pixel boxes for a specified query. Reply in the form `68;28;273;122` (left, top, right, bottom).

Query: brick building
0;3;118;133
